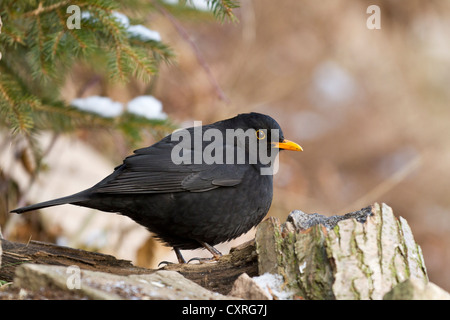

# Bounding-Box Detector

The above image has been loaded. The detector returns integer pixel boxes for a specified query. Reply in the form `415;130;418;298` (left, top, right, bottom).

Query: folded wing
93;139;246;194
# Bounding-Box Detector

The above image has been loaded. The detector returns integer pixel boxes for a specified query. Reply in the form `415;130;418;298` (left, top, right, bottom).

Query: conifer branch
0;0;240;185
0;82;13;107
34;15;48;78
121;45;157;80
207;0;240;22
24;0;71;17
55;9;87;50
50;31;65;58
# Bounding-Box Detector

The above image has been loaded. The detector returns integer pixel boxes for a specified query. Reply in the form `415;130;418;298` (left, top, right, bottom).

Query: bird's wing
181;164;245;192
93;140;247;194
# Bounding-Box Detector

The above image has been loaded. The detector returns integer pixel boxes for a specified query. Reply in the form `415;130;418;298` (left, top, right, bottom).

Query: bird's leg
158;247;186;267
187;241;222;264
174;247;187;263
200;241;223;259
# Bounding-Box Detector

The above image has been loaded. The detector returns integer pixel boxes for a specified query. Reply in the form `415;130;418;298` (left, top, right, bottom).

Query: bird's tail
10;190;91;214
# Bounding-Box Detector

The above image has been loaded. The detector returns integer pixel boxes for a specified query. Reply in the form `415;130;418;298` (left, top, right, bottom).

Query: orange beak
272;139;303;152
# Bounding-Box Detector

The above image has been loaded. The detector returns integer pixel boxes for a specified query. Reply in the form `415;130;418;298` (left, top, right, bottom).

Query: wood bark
0;239;153;282
0;237;256;295
0;202;441;299
161;240;258;294
255;202;428;299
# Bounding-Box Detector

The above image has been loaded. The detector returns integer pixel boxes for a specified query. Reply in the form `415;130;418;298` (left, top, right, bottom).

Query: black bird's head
232;112;303;152
219;113;302;171
168;112;302;172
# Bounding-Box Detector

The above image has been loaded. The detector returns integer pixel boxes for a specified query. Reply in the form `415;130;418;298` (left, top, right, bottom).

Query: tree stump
255;202;429;299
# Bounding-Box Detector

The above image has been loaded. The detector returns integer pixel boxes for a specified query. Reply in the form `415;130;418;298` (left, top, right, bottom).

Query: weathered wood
326;203;428;299
255;202;429;300
0;239;153;283
161;240;258;294
0;238;257;296
384;278;450;300
256;216;335;299
12;264;234;300
228;273;272;300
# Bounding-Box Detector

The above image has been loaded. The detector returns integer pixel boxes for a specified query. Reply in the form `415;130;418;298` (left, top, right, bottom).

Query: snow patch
83;11;161;41
71;95;167;120
163;0;210;11
127;95;167;120
71;96;123;118
111;11;130;27
252;273;295;300
127;25;161;41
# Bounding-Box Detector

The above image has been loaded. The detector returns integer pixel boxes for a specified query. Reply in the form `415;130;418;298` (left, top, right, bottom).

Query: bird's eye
256;130;266;140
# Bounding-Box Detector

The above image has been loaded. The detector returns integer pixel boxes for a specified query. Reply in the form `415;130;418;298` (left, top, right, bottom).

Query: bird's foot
158;260;175;267
159;247;187;267
161;243;222;265
186;241;222;264
187;256;220;264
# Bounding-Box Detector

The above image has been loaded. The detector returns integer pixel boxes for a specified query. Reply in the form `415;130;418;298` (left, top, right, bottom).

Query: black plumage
11;112;302;262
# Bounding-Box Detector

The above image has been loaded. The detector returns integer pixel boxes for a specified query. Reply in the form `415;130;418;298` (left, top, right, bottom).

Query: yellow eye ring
256;130;266;140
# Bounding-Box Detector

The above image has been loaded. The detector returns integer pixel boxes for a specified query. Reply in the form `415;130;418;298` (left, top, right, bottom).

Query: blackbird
11;112;302;263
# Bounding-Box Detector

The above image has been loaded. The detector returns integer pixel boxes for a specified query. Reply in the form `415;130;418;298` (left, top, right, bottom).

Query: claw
186;241;222;263
159;247;186;266
158;260;175;267
162;243;222;265
187;256;218;264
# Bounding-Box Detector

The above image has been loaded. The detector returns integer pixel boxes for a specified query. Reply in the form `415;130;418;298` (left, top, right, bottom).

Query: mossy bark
256;203;428;300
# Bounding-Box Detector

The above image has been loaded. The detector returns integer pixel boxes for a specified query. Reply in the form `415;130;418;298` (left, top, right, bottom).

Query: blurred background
2;0;450;291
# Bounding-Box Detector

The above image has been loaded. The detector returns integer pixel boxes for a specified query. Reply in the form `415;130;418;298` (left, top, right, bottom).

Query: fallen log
0;239;152;283
0;236;257;295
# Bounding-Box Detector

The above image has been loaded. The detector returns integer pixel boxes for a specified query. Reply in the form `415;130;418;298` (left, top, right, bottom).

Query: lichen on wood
255;203;429;300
